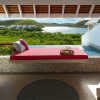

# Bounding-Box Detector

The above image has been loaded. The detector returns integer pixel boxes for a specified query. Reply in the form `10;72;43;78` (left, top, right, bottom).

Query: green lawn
0;29;81;45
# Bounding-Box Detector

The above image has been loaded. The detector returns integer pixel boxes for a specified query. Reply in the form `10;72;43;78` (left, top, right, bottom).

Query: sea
42;26;88;34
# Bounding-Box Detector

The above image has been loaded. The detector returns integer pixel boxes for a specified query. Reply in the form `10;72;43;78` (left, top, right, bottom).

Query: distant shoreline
44;25;87;28
42;20;88;28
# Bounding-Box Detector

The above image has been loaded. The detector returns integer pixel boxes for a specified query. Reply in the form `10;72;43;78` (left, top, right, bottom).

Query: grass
0;46;13;55
0;29;81;45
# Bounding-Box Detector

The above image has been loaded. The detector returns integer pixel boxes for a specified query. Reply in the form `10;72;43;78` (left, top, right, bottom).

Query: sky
33;18;90;24
0;18;90;24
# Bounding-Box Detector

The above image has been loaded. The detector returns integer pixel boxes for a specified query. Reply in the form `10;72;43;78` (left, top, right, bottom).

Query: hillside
0;19;88;28
69;20;89;28
0;19;43;27
42;20;89;28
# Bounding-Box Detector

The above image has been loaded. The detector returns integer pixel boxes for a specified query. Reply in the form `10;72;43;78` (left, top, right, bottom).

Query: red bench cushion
10;48;88;60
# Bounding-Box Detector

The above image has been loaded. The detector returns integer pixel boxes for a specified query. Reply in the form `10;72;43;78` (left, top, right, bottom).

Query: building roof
0;0;100;18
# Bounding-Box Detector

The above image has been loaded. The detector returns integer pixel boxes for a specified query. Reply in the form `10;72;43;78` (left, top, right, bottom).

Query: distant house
8;25;39;30
0;26;5;30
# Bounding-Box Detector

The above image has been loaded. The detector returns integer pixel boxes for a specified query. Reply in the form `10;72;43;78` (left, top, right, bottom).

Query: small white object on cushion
13;41;26;52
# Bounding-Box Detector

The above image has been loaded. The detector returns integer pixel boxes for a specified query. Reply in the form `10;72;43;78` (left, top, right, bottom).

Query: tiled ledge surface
0;56;100;72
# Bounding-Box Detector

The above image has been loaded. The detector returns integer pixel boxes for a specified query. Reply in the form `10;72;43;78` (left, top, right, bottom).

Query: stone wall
0;56;100;73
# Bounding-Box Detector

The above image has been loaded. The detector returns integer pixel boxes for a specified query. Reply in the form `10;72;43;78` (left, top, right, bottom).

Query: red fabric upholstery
10;48;88;60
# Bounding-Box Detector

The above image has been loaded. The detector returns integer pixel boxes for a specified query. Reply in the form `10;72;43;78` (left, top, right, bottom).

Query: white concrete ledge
0;56;100;72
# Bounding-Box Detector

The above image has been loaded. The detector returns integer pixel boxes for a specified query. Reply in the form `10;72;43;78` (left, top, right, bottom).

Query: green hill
70;20;89;28
0;19;43;27
42;20;89;28
0;19;88;28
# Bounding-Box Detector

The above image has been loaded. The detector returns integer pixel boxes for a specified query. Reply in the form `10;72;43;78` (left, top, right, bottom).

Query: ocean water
42;26;88;34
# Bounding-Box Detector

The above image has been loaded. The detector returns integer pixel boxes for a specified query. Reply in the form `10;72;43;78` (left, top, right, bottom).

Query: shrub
0;46;13;55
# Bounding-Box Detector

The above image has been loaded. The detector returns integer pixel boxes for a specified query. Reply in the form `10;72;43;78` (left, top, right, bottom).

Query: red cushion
10;48;88;60
19;39;29;50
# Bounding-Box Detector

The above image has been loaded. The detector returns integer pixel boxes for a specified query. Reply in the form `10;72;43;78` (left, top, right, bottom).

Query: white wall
82;32;89;46
82;23;100;49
